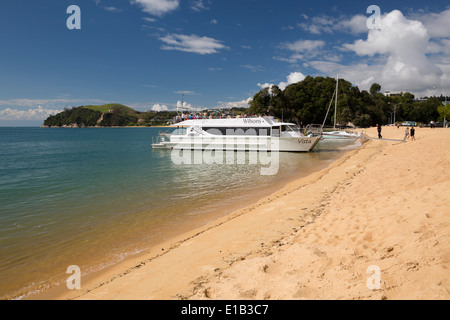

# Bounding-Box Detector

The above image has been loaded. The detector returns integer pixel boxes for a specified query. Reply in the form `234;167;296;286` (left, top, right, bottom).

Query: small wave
337;139;363;151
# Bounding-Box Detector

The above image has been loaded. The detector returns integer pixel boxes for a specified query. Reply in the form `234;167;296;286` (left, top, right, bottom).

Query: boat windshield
172;127;187;136
282;125;300;133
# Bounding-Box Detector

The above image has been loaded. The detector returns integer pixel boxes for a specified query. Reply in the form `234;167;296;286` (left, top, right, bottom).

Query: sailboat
321;75;364;140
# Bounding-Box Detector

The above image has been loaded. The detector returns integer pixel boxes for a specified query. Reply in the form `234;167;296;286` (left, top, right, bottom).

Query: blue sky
0;0;449;125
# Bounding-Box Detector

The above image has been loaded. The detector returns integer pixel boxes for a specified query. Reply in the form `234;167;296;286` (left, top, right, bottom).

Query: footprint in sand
363;232;373;242
293;286;318;299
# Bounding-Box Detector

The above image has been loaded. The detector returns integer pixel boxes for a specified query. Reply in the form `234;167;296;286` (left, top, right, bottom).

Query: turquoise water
0;127;356;299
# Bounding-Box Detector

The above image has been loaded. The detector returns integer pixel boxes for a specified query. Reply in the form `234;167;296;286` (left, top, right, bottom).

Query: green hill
83;104;135;114
42;104;177;127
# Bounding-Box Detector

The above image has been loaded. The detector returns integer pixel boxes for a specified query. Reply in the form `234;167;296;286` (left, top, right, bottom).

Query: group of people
404;126;416;140
174;112;258;123
377;124;415;141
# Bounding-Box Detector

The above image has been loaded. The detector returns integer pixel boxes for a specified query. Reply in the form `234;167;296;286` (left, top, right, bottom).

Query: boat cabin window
203;127;270;136
272;126;280;137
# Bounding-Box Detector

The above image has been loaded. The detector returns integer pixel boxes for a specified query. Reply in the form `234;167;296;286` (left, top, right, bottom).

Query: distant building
384;91;403;97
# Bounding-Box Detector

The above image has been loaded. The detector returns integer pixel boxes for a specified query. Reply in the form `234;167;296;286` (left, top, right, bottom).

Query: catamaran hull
321;131;365;140
152;136;321;152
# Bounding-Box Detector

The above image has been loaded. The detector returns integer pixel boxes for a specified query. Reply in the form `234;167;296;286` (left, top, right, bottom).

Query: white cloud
176;100;193;111
298;14;368;35
0;98;107;108
258;72;306;92
289;9;450;98
309;60;380;90
257;83;274;90
159;33;228;54
298;16;334;34
151;104;169;112
131;0;179;16
273;56;298;64
345;11;427;56
216;98;252;109
0;98;116;121
336;15;368;35
241;64;264;72
142;17;156;23
415;9;450;67
415;8;450;38
277;14;367;64
174;90;199;95
278;72;307;90
280;39;325;53
191;0;210;12
343;10;443;92
103;6;122;13
277;40;326;63
0;106;63;120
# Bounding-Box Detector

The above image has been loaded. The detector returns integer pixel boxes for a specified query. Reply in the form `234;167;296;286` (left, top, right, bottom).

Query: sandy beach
39;126;449;300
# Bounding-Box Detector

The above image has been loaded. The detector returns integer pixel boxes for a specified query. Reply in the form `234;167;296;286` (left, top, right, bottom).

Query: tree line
248;76;448;127
43;105;178;127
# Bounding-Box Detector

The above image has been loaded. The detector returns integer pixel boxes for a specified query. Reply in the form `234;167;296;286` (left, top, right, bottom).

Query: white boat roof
171;116;295;128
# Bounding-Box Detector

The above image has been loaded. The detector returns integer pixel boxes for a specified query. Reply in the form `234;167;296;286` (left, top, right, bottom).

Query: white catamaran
321;75;364;140
152;116;321;152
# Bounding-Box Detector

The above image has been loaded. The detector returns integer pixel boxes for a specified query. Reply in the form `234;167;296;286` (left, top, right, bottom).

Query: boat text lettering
243;119;263;124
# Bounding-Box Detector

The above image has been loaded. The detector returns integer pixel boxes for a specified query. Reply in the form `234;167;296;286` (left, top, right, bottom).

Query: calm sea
0;127;358;299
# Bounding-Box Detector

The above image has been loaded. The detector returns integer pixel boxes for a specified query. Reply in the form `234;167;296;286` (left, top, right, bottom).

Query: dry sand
47;126;449;300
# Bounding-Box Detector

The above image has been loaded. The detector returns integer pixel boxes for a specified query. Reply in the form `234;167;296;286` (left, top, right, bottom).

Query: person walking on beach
405;127;410;140
377;124;382;139
410;126;415;141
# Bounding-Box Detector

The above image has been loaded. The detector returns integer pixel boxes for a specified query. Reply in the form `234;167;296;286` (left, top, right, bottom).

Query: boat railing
152;135;166;145
304;124;323;137
152;129;173;145
158;130;172;139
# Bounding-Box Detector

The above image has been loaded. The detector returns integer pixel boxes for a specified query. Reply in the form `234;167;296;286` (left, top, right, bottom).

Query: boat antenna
182;92;185;116
177;91;186;116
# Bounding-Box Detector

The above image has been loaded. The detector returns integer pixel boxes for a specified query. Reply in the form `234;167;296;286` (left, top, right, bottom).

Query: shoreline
25;141;348;300
0;126;171;128
30;127;449;300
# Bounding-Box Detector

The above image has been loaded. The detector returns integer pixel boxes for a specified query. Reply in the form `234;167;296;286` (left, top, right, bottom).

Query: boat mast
181;92;184;113
334;74;338;130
